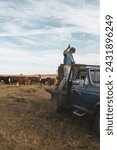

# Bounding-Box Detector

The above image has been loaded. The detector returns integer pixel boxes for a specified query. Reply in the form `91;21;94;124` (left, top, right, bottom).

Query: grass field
0;84;99;150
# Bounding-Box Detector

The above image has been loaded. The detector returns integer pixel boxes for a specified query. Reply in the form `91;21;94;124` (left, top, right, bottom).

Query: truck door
70;69;100;112
70;70;90;108
84;69;100;110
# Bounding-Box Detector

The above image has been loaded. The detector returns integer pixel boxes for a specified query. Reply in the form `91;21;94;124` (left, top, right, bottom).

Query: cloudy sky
0;0;100;75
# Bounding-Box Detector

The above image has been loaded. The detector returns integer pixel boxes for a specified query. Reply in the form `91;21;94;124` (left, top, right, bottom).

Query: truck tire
95;111;100;136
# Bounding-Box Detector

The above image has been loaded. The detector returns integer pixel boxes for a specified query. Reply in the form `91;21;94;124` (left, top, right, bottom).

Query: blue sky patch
0;0;100;74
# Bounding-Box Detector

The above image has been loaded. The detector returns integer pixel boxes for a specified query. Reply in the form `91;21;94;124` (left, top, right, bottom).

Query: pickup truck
46;64;100;136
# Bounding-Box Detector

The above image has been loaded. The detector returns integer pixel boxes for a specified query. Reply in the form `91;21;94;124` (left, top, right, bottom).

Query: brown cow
16;76;30;85
45;77;56;86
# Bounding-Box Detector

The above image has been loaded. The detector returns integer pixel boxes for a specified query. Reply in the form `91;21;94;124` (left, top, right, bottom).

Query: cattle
40;78;48;85
10;76;18;84
29;76;41;84
46;77;56;86
0;76;9;84
0;75;56;86
9;76;31;85
40;77;56;86
16;77;31;85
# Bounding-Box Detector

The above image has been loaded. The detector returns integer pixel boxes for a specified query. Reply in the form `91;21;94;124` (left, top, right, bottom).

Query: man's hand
64;44;71;55
67;44;70;49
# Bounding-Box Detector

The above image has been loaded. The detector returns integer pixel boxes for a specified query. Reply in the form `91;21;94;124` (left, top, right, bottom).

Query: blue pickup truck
46;64;100;136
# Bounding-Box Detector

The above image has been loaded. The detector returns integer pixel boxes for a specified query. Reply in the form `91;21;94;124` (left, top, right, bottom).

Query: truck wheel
95;111;100;136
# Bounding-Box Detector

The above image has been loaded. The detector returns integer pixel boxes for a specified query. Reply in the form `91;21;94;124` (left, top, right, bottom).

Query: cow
46;77;56;86
17;76;31;85
40;77;56;86
0;76;9;84
40;78;48;85
29;76;41;84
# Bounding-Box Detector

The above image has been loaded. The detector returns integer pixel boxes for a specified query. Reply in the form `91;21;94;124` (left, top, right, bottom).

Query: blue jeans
58;65;71;90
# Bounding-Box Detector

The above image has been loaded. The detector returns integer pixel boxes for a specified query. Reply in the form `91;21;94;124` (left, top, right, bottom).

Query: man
58;44;76;91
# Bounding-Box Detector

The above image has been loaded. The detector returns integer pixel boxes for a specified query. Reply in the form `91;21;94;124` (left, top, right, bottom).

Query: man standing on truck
58;44;76;91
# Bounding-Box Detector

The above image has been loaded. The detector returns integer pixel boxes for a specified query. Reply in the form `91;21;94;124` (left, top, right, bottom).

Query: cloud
0;0;100;74
0;47;99;74
0;50;99;75
0;46;62;74
0;44;61;65
76;53;100;65
0;0;99;37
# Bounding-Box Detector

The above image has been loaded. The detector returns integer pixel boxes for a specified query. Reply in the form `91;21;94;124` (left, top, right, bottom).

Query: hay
56;64;64;87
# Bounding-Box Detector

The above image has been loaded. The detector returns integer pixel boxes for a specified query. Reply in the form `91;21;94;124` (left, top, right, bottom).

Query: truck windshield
90;70;100;87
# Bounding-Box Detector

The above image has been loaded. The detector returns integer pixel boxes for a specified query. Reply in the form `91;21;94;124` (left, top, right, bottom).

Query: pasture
0;83;99;150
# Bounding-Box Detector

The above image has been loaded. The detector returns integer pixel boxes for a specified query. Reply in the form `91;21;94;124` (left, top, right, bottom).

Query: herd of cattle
0;75;56;86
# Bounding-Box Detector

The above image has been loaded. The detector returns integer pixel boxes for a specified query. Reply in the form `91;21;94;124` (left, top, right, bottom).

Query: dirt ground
0;84;99;150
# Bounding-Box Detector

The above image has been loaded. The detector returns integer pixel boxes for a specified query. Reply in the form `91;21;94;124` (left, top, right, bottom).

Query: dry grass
0;84;99;150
